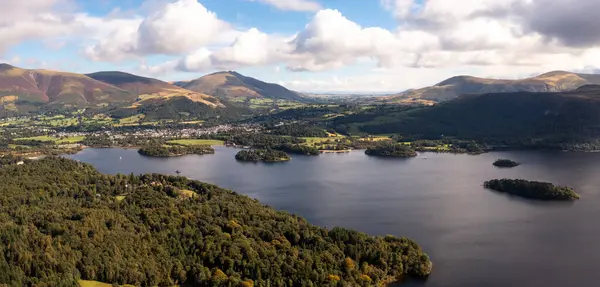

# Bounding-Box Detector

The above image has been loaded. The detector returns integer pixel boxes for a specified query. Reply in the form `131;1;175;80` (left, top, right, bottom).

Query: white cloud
84;0;231;61
288;9;401;71
137;0;228;54
250;0;321;11
0;0;77;54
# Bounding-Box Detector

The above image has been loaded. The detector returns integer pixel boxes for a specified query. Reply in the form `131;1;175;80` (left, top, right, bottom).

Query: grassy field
79;280;136;287
301;136;346;145
167;139;224;146
15;135;85;144
56;135;85;144
15;135;56;142
118;114;145;125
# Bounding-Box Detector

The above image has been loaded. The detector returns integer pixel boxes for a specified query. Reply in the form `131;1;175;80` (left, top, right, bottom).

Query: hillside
175;71;306;103
385;71;600;103
339;85;600;148
0;64;134;110
87;71;224;108
0;157;431;286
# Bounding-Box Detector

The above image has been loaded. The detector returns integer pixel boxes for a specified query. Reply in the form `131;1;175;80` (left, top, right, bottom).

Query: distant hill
336;85;600;149
384;71;600;104
0;65;234;119
0;64;134;111
87;71;224;108
175;71;306;103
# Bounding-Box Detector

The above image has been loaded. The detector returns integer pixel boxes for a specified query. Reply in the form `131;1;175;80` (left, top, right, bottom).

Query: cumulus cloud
84;0;231;61
0;0;77;54
518;0;600;47
288;9;402;71
250;0;321;11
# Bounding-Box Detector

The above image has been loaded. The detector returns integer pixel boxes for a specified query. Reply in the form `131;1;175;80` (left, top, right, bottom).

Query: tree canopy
0;157;431;286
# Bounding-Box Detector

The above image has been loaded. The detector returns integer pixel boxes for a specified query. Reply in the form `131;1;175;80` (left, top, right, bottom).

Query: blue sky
2;0;599;93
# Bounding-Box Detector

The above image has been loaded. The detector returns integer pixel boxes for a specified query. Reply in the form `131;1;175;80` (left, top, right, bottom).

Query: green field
118;114;145;125
15;135;85;144
167;139;224;146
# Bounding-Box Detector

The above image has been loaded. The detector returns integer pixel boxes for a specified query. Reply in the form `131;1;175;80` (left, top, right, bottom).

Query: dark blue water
67;147;600;287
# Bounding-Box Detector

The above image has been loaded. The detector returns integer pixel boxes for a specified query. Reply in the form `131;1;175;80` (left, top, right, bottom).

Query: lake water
66;147;600;287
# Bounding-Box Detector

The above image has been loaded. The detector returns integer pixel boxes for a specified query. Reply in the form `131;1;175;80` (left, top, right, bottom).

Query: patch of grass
8;144;30;149
179;189;197;199
167;139;224;146
78;280;136;287
302;136;346;145
15;136;56;142
14;135;84;144
56;136;85;144
118;114;145;125
181;120;205;124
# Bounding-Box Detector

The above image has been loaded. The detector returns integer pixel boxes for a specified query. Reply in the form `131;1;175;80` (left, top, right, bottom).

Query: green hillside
0;157;431;286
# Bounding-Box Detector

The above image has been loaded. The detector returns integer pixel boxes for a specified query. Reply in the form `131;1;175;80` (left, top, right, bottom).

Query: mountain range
350;84;600;147
0;64;306;117
384;71;600;104
174;71;305;102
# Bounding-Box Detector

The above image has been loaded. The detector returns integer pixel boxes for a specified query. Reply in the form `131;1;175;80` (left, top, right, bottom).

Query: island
138;144;214;157
235;149;291;162
493;159;520;167
365;142;418;158
484;179;580;200
0;156;433;286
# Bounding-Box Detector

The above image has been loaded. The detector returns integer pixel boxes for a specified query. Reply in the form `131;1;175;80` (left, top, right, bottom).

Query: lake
66;147;600;287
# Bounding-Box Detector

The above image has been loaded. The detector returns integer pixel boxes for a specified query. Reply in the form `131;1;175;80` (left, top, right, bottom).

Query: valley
2;63;600;287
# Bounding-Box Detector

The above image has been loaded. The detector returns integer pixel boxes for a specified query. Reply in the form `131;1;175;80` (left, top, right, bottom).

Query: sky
1;0;600;93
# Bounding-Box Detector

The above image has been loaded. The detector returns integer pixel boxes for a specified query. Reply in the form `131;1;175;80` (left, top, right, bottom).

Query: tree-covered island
235;149;291;162
484;179;580;200
138;144;214;157
493;159;520;167
0;157;432;286
365;142;418;158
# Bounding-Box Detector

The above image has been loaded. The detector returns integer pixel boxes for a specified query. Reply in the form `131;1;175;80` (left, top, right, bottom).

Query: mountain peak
179;71;305;103
386;70;600;104
535;70;574;78
436;75;478;86
0;63;15;71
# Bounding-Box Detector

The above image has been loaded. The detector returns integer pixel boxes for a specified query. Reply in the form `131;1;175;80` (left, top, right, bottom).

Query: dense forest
235;149;291;162
365;143;418;158
484;179;580;200
138;145;214;157
0;157;432;286
270;124;329;138
274;144;320;156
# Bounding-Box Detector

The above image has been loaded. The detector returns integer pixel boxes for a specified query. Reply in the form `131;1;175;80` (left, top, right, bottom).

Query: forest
484;179;580;200
138;144;214;157
0;157;432;286
235;149;291;162
270;124;329;138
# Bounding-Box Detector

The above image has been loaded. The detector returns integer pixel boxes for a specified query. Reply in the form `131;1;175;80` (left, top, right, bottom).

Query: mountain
0;64;134;110
175;71;306;103
355;85;600;146
86;71;224;108
384;71;600;104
